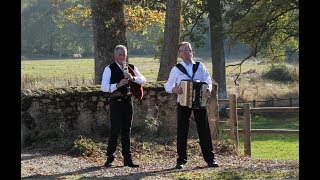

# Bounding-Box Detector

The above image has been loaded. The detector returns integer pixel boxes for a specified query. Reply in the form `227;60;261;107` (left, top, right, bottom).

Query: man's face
114;49;127;65
178;45;192;60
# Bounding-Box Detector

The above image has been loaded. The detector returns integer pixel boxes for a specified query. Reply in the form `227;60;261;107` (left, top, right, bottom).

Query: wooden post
207;81;219;140
229;94;239;155
271;98;274;107
252;100;256;107
243;103;251;157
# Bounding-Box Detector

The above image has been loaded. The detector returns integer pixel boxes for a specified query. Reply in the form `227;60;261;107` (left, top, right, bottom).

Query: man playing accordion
164;42;219;169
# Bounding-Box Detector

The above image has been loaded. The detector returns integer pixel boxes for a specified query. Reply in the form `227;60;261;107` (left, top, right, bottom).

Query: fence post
253;100;256;107
207;81;219;140
243;103;251;157
229;94;239;155
271;98;274;107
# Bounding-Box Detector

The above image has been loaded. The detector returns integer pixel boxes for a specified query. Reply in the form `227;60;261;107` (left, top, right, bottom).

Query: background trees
21;0;299;95
224;0;299;63
21;0;93;58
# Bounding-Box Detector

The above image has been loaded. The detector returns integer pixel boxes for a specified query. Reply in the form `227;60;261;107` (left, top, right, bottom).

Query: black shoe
175;163;184;169
124;162;139;168
208;160;219;167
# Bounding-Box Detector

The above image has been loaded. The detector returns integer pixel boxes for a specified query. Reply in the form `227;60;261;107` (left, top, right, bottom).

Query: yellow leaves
81;7;91;19
195;0;203;6
125;5;165;32
57;4;91;27
52;2;164;31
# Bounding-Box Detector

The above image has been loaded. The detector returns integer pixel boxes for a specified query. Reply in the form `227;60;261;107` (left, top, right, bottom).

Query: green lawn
221;114;299;160
247;133;298;160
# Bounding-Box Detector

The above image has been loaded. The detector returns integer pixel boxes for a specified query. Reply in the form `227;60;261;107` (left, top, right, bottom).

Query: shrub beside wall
21;82;199;147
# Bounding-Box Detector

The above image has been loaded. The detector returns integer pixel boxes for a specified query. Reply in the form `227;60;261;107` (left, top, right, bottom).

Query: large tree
208;0;227;99
90;0;126;84
157;0;181;81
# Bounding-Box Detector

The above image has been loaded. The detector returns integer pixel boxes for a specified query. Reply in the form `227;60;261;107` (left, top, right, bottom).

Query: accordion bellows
179;80;208;109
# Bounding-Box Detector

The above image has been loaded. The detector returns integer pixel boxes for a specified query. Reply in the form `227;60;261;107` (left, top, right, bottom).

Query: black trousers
106;99;133;162
176;103;215;165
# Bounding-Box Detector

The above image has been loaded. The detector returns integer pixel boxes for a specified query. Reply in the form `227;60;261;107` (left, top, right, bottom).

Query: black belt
109;96;132;103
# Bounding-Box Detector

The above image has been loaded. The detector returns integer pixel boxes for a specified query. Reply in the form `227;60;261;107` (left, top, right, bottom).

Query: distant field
21;57;160;89
21;59;94;79
21;57;299;102
20;57;273;82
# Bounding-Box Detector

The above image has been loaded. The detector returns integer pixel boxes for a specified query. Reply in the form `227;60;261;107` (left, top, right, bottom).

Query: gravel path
21;149;299;179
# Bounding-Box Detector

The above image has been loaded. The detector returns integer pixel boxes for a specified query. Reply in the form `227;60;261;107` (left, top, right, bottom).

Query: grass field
21;57;270;83
21;57;299;102
237;115;299;160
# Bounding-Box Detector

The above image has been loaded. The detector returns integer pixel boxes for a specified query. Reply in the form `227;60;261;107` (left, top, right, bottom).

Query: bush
262;64;298;82
69;135;98;157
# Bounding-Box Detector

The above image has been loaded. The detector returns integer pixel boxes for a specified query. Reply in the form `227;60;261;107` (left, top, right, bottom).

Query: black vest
109;62;134;95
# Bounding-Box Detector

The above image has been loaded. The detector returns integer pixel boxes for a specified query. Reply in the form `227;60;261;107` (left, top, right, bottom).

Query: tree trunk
157;0;181;81
208;0;227;99
91;0;127;84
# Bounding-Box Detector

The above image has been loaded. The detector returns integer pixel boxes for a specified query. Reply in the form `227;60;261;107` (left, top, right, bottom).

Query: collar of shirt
180;59;196;77
180;59;195;67
115;61;124;70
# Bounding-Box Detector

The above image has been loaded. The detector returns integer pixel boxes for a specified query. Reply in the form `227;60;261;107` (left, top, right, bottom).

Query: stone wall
21;82;204;147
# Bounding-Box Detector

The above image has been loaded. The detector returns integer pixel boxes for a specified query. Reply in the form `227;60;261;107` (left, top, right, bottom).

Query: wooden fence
237;97;299;107
217;94;299;156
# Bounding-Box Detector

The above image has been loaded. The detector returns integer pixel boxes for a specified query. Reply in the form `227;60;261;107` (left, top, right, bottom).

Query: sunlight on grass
237;114;299;160
21;57;299;102
21;59;94;78
251;134;299;160
238;134;299;160
220;113;299;161
170;169;297;179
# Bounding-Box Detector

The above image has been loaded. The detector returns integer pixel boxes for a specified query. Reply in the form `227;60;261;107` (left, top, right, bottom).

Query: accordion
179;80;208;109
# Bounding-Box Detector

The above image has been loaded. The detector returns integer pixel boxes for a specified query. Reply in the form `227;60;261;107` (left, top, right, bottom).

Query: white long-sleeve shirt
164;60;212;103
101;62;146;93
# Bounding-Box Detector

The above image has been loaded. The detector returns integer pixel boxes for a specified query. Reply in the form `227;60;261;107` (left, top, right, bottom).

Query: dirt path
21;149;299;179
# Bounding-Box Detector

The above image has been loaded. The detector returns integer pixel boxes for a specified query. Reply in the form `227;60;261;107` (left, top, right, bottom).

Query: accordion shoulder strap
175;61;200;80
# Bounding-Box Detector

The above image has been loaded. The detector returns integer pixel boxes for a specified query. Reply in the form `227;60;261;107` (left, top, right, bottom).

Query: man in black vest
101;45;146;168
164;42;219;169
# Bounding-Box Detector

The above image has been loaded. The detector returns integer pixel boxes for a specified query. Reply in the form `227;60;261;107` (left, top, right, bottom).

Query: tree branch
226;53;255;85
180;10;205;41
